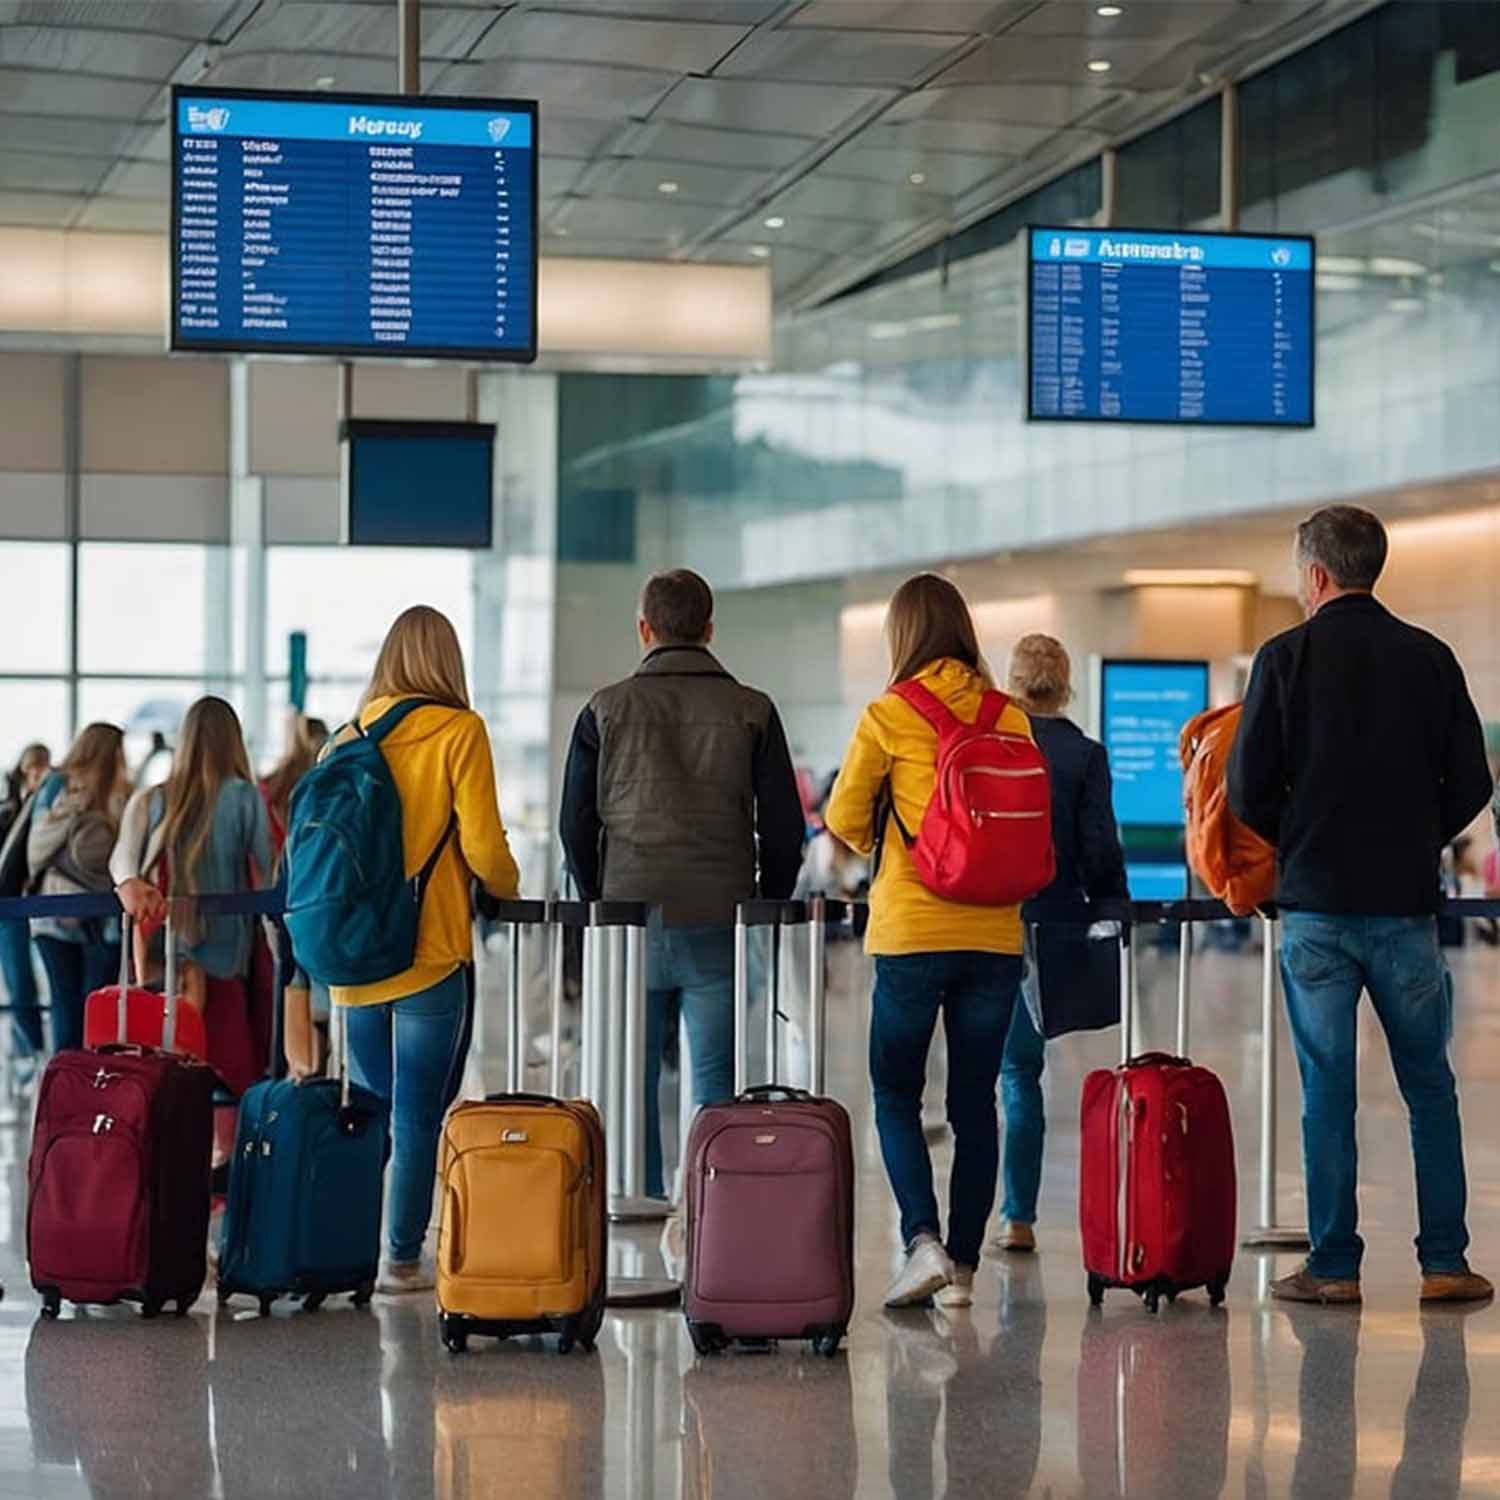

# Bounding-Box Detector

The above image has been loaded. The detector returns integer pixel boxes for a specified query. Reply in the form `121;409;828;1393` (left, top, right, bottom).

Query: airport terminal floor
0;936;1494;1500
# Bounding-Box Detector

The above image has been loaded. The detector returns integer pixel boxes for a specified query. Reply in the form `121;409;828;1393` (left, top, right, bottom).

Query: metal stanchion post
593;903;678;1307
1242;912;1310;1250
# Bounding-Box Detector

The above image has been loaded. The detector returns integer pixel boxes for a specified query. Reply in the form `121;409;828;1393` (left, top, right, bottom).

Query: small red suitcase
1079;922;1236;1312
82;915;209;1062
683;900;854;1356
28;930;216;1318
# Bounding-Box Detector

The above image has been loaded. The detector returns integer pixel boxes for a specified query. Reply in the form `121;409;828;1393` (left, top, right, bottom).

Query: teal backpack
284;698;454;986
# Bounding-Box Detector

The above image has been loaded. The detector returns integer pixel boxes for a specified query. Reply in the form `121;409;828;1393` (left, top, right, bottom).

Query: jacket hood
906;657;993;701
360;695;467;745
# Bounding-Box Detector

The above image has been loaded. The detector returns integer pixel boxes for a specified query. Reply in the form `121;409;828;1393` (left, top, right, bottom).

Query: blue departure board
1027;227;1314;426
171;87;537;362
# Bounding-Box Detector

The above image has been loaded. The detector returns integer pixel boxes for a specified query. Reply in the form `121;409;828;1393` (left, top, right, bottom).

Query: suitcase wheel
258;1296;274;1319
352;1282;375;1309
1143;1289;1161;1316
39;1290;60;1320
301;1292;326;1313
439;1313;469;1354
1087;1273;1107;1309
687;1321;728;1357
557;1334;574;1355
1208;1277;1228;1308
174;1297;193;1317
811;1330;843;1359
216;1285;232;1307
140;1298;163;1320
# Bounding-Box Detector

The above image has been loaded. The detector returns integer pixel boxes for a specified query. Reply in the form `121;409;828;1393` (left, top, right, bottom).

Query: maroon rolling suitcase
1079;921;1236;1313
27;925;216;1317
683;899;854;1357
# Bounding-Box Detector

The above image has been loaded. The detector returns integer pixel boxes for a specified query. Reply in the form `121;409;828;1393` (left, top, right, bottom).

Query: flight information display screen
1027;227;1314;426
171;86;537;361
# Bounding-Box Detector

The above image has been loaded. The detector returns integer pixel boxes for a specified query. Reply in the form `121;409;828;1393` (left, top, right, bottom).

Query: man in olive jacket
560;569;805;1200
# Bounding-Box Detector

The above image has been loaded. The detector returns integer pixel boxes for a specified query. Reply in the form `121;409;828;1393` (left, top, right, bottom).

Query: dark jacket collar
1313;592;1384;619
636;645;733;680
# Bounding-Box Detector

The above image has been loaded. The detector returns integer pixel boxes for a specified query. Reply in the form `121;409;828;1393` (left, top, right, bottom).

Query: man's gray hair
1295;505;1388;592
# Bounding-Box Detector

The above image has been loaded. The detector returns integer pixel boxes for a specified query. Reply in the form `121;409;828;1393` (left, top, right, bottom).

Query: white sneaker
884;1237;954;1308
935;1266;975;1309
377;1257;436;1295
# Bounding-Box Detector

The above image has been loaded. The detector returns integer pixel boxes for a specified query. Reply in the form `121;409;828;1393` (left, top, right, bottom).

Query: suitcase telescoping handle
733;898;846;1095
1118;917;1195;1068
113;908;183;1052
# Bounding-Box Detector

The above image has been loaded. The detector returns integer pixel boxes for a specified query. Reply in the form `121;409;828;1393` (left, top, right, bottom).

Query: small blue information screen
1028;227;1314;426
1101;660;1209;825
171;87;537;362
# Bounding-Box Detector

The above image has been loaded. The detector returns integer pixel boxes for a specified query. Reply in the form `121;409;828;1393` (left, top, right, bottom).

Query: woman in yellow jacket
825;574;1031;1311
334;606;520;1293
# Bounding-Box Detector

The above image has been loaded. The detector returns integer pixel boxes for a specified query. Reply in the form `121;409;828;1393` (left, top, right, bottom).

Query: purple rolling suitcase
682;900;854;1356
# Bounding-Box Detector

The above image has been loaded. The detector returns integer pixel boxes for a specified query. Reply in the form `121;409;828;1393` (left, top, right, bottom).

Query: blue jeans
1280;913;1469;1279
645;920;735;1201
1000;997;1046;1225
344;967;473;1263
870;950;1023;1268
35;935;115;1054
0;919;44;1056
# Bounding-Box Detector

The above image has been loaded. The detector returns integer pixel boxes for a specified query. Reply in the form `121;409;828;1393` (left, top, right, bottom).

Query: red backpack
887;681;1055;906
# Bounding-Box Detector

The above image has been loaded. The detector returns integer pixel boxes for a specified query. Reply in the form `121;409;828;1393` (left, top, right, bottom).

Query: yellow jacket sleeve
451;712;521;901
824;708;891;858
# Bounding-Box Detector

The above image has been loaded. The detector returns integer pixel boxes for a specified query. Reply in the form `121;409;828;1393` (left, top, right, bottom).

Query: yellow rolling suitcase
436;1093;606;1354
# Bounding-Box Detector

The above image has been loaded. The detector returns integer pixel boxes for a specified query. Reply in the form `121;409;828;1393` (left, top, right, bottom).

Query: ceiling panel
785;1;1021;34
200;51;412;94
824;142;1014;198
864;116;1069;156
536;0;782;21
472;9;748;72
540;156;591;199
620;121;818;173
0;190;77;227
720;211;904;258
553;194;727;245
0;151;112;195
433;57;677;118
0;68;161;117
0;2;248;39
228;3;497;62
770;172;952;225
885;80;1118;129
596;156;775;207
98;159;171;199
655;76;893;138
539;116;628;160
936;34;1185;88
0;24;193;78
716;28;971;87
0;113;142;157
1008;2;1238;40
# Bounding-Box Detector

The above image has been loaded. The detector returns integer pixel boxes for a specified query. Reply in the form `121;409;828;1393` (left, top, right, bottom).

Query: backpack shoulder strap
362;697;447;746
889;679;960;735
976;690;1010;733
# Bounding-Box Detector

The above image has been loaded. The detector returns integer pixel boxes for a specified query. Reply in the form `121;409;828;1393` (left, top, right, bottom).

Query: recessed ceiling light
764;215;786;229
658;180;680;195
909;171;927;186
1096;4;1123;16
314;75;336;89
749;245;770;259
1087;58;1112;73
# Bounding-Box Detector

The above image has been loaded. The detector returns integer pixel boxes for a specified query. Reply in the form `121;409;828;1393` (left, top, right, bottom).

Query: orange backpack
1179;704;1276;916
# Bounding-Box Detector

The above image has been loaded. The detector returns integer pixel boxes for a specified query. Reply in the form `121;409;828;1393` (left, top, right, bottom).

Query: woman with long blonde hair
111;697;272;1099
332;605;520;1293
825;574;1033;1310
28;723;129;1051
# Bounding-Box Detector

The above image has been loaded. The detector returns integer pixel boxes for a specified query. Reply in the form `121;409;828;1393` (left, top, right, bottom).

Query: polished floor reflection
1;938;1497;1498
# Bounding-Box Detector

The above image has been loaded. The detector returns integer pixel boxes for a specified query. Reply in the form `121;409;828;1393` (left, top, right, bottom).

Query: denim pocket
1384;920;1445;1000
1281;928;1345;987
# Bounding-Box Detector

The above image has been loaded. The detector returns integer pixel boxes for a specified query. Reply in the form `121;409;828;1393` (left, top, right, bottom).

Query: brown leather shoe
992;1221;1036;1255
1270;1265;1362;1304
1420;1269;1494;1304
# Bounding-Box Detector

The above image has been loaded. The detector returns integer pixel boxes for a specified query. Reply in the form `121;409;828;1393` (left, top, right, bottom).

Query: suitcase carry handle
483;1090;566;1108
1124;1051;1190;1071
737;1085;811;1103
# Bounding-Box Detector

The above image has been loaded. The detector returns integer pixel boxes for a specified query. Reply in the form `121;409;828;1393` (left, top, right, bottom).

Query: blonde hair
155;697;253;896
60;723;125;819
885;573;993;687
1008;634;1073;715
360;606;470;712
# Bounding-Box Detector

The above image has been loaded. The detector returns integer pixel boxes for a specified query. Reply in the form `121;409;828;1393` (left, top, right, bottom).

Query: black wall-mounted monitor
340;420;494;550
172;85;538;362
1027;226;1315;427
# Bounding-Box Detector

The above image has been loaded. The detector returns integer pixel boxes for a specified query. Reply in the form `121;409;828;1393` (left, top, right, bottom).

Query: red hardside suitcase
28;930;216;1317
683;900;854;1356
1079;922;1236;1312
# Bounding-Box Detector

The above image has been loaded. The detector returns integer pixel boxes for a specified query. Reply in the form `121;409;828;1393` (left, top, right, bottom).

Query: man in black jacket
560;569;805;1200
1228;504;1493;1305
